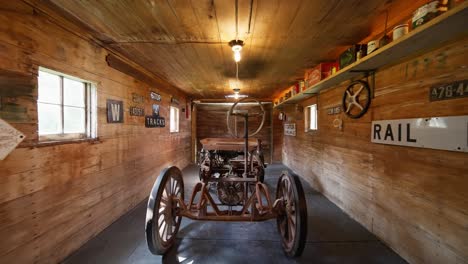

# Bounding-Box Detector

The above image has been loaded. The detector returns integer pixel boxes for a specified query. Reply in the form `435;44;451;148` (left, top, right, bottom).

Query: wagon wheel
227;97;266;138
146;166;184;255
342;80;371;119
276;171;307;257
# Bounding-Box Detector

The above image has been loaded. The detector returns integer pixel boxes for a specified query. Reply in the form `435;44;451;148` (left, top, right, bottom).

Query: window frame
170;105;180;133
37;67;97;142
304;104;318;132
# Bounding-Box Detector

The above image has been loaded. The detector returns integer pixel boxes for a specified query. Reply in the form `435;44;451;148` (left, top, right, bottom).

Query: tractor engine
217;173;244;206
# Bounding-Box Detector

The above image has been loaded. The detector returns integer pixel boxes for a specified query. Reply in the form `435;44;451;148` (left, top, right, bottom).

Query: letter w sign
107;99;124;123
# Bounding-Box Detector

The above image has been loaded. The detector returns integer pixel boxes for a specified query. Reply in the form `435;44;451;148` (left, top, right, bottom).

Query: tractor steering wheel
227;98;266;138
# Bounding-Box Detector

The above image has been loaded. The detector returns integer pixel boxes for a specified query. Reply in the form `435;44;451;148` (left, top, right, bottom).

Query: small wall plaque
284;123;296;136
132;93;145;104
430;79;467;101
107;99;124;123
327;105;342;115
171;96;180;105
129;106;144;116
145;116;165;127
150;92;161;101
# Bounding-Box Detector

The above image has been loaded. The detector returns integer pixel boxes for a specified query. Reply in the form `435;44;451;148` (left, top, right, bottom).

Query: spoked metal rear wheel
146;166;184;255
276;171;307;257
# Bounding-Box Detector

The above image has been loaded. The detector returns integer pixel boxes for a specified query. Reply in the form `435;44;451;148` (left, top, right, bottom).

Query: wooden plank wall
0;2;191;263
196;103;272;163
272;109;283;162
280;38;468;264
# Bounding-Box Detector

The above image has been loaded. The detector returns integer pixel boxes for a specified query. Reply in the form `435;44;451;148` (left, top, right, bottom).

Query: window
37;67;97;141
170;106;179;133
305;104;318;131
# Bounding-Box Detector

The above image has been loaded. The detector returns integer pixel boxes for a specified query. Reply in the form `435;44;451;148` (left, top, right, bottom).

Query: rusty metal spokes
158;176;182;245
278;176;296;251
275;171;307;257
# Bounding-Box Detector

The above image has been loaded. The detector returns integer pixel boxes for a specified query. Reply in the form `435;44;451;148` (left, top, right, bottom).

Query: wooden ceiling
29;0;407;99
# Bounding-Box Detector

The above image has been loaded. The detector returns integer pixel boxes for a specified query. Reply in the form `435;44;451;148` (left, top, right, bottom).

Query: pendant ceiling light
224;44;248;100
225;0;248;100
229;39;244;62
225;88;248;99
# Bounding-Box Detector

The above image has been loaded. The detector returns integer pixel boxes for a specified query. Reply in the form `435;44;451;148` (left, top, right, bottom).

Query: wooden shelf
274;2;468;108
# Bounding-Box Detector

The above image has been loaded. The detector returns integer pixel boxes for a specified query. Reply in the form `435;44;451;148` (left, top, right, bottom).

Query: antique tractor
145;98;308;257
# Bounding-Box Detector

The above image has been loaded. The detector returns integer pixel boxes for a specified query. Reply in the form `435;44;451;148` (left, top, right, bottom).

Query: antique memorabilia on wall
107;99;124;123
152;104;160;116
129;106;144;116
371;115;468;152
284;123;296;136
327;105;342;115
0;118;25;160
150;91;161;101
429;79;467;101
132;93;145;104
278;112;285;121
130;93;145;116
145;103;165;128
333;118;343;131
145;116;165;128
342;80;371;119
171;96;180;105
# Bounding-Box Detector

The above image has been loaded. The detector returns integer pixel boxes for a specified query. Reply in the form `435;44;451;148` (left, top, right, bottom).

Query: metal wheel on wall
342;80;371;119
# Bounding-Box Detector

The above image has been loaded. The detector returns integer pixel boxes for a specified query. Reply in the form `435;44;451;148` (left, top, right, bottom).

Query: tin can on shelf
367;40;379;54
299;80;305;92
393;24;409;40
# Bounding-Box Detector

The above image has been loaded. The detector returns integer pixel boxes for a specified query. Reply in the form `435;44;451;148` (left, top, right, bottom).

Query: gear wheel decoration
342;80;372;119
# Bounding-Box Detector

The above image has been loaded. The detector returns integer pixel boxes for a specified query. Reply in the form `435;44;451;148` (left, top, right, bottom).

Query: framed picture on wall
284;123;296;136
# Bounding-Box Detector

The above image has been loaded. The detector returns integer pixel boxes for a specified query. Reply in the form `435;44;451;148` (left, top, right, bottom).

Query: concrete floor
63;164;407;264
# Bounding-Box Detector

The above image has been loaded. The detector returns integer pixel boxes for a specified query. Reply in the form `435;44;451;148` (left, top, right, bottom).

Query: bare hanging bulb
232;44;242;62
229;40;244;63
234;50;241;62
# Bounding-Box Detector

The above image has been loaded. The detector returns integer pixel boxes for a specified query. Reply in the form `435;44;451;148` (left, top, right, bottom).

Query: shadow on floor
63;164;406;264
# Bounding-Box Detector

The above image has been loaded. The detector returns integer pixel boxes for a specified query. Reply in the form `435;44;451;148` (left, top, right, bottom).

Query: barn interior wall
280;38;468;264
0;2;191;263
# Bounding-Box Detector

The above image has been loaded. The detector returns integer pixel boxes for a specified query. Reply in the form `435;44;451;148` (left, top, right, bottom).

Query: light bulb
234;51;241;62
232;44;242;52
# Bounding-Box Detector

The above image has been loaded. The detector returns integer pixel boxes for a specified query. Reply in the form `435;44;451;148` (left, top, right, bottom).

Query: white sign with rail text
371;116;468;153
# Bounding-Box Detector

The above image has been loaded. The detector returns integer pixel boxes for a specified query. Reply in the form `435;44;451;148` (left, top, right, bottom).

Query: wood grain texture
280;38;468;264
196;103;272;163
0;2;191;263
23;0;421;99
